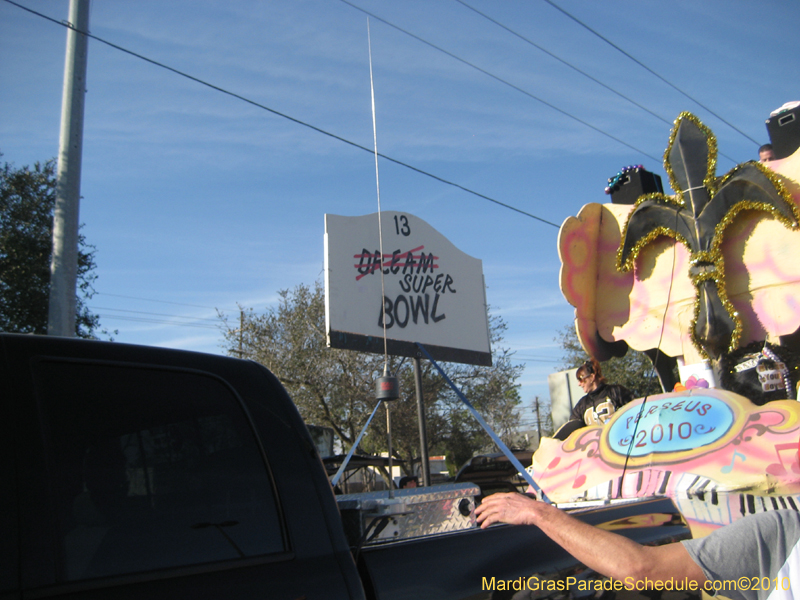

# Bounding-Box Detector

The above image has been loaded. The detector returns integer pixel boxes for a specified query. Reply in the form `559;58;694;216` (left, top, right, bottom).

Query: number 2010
635;422;692;447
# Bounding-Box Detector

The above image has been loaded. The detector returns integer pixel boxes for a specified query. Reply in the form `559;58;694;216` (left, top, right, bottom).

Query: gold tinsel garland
687;253;742;357
615;190;688;273
664;112;718;203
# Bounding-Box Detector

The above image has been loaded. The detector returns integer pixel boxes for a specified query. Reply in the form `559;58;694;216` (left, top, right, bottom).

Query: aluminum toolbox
336;483;479;547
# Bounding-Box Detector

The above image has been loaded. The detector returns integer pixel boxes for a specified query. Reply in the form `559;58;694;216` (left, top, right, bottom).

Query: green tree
556;325;664;399
0;157;100;337
219;281;523;475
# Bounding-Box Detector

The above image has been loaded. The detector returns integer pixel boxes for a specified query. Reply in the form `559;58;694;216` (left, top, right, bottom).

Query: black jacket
553;383;634;441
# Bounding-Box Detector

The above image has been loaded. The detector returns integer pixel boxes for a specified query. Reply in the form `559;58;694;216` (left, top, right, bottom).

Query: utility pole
239;309;244;357
48;0;90;336
534;396;542;447
413;355;431;486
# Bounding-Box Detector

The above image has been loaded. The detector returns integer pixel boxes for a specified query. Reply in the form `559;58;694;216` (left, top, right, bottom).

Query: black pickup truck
1;333;693;600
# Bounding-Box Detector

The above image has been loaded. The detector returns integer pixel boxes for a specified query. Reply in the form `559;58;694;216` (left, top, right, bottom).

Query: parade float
532;109;800;538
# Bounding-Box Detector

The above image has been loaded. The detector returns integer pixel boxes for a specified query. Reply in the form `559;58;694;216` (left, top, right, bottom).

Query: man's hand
475;492;542;529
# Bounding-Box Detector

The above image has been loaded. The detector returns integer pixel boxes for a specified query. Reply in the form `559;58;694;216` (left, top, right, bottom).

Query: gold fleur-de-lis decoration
617;112;800;359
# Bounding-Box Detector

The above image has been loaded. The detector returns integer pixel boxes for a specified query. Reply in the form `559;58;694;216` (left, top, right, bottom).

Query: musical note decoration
720;450;746;474
765;442;800;477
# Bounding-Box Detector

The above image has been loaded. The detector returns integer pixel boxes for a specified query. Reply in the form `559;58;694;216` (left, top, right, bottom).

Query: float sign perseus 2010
324;212;492;366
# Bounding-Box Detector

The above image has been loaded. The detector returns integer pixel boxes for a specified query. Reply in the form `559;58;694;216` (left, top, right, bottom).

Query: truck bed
358;496;692;600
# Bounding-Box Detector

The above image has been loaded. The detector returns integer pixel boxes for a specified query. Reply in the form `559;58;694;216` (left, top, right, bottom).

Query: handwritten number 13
394;215;410;236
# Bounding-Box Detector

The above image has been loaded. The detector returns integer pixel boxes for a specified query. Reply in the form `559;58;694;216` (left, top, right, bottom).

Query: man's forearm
520;500;656;581
475;493;706;586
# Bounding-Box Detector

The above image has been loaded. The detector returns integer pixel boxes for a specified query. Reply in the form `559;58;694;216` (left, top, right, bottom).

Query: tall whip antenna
368;18;390;369
367;19;400;498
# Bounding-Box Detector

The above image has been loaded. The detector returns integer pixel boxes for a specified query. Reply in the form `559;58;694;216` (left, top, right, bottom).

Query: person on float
759;143;775;163
553;358;634;441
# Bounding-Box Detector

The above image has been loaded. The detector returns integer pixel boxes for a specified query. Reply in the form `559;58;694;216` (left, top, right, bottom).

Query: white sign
324;212;492;366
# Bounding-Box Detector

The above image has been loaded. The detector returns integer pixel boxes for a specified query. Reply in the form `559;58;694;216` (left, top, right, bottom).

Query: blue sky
2;0;797;421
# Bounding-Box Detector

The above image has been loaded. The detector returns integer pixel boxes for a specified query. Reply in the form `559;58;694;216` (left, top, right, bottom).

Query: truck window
33;359;285;582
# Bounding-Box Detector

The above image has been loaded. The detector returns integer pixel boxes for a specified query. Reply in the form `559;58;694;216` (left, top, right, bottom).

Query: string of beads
605;164;644;194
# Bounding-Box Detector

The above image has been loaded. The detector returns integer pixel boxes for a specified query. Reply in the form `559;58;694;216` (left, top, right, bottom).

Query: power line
88;294;237;333
95;291;230;311
4;0;560;229
90;306;220;323
454;0;740;166
455;0;671;128
540;0;760;147
94;314;220;330
340;0;662;164
88;306;223;330
514;356;562;363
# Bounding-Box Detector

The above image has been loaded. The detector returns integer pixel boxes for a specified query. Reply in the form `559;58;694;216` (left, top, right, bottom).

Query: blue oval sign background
607;395;734;457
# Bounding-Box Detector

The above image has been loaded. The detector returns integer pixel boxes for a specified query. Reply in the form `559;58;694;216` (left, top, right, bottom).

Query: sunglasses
577;361;594;382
